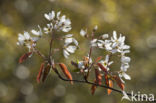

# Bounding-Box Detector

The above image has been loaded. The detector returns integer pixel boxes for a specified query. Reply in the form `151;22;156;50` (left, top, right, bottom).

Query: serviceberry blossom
63;34;78;58
17;31;37;51
44;23;53;34
17;10;135;101
31;25;42;37
80;29;87;37
77;55;92;72
81;30;131;83
44;10;71;33
98;55;113;71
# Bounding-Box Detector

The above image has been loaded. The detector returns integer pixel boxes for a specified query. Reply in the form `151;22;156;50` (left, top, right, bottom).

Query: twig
52;66;156;102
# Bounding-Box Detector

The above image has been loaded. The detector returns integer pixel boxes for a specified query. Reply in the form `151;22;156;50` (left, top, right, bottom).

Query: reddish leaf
95;69;102;85
95;56;102;63
91;80;97;95
37;63;45;83
59;63;73;85
19;52;32;63
42;64;51;82
113;75;125;90
97;63;108;74
105;74;109;86
83;56;89;67
107;80;113;95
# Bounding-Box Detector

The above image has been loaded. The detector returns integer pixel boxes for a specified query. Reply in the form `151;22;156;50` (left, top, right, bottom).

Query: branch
52;67;156;102
34;48;46;60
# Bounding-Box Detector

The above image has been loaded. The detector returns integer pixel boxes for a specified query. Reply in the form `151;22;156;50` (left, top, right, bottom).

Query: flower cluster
17;10;78;59
17;25;42;52
85;30;131;82
17;10;132;101
44;11;71;33
79;28;131;99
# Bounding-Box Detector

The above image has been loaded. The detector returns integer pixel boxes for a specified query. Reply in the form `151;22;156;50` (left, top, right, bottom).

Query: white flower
63;35;78;58
31;25;42;37
98;55;113;71
104;40;113;51
64;34;79;46
80;29;87;37
17;31;37;52
60;18;71;32
77;55;92;72
90;39;97;47
44;10;72;33
94;25;98;31
121;56;131;64
17;32;31;45
44;23;53;34
44;11;55;21
120;63;129;72
101;34;109;39
63;45;77;58
119;71;131;80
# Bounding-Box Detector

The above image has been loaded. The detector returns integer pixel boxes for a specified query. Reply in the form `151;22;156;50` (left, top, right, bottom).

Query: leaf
59;63;73;85
95;69;102;85
107;80;113;95
97;63;108;74
95;56;102;63
37;63;45;83
91;80;97;95
83;56;89;67
105;74;109;86
113;75;125;90
19;52;32;63
42;64;51;82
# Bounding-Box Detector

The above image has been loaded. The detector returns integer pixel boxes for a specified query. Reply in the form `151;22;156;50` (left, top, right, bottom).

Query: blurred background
0;0;156;103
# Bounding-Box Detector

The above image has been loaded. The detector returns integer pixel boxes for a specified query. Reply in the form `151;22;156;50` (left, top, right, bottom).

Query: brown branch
52;66;156;102
34;48;46;60
48;33;53;61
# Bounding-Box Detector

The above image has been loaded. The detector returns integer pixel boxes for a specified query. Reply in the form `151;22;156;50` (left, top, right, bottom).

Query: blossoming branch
17;10;153;101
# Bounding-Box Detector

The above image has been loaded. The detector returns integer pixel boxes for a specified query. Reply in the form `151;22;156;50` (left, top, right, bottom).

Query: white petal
113;31;117;40
80;29;86;37
108;61;113;66
65;38;73;45
31;30;39;36
66;46;76;53
72;38;78;46
44;14;50;20
121;56;131;63
102;34;109;39
105;55;109;63
24;32;30;40
63;50;69;58
51;11;55;19
65;34;73;38
94;25;98;30
57;11;61;19
64;19;71;25
121;63;129;71
123;72;131;80
62;27;71;32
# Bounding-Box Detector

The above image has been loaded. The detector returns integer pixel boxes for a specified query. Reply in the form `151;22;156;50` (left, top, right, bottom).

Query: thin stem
48;32;54;64
34;48;46;60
